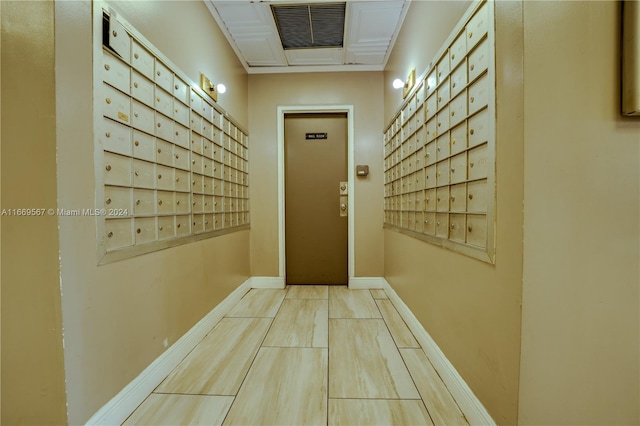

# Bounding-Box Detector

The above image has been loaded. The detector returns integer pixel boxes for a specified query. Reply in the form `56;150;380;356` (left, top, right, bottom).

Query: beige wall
383;2;524;424
519;1;640;424
55;1;250;423
248;72;384;278
1;2;68;424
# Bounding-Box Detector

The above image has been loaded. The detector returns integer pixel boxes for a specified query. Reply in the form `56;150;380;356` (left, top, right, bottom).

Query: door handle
339;198;348;217
339;181;348;217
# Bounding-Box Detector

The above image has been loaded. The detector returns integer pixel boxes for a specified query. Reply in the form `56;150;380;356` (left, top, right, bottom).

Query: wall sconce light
217;83;226;94
200;73;218;102
392;78;405;89
402;69;415;99
392;69;416;99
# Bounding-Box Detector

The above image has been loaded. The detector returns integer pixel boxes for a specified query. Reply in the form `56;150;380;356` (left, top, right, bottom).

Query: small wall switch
356;165;369;177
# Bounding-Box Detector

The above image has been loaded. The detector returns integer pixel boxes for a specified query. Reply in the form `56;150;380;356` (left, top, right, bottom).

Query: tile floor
122;286;469;426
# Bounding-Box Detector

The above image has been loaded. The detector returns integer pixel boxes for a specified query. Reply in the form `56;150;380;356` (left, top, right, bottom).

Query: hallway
122;286;468;425
3;1;639;424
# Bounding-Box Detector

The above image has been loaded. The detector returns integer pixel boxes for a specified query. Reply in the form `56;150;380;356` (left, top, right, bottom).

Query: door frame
277;105;355;283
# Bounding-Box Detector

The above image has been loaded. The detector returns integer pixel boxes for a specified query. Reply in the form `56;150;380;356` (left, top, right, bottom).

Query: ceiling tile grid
205;0;409;74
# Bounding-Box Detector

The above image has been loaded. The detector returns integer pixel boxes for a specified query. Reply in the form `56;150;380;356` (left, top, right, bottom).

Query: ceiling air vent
271;3;346;49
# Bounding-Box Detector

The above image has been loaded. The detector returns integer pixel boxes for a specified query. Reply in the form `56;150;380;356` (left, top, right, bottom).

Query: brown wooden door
285;113;348;285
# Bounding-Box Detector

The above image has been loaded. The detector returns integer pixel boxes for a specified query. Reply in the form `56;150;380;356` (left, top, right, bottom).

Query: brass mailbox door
285;113;348;285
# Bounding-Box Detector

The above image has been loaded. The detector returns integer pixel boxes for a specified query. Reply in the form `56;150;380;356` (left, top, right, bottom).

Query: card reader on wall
356;165;369;177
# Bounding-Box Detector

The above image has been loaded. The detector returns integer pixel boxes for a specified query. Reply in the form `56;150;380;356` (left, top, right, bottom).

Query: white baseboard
348;276;386;289
249;276;286;289
381;278;496;426
85;278;252;426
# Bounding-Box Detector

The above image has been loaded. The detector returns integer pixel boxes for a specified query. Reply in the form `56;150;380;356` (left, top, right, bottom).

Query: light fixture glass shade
217;83;226;94
392;78;404;89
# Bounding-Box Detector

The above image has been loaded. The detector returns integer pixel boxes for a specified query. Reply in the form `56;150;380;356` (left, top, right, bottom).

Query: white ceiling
204;0;410;74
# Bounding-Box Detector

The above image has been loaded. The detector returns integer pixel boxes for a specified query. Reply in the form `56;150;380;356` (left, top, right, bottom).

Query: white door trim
277;105;355;283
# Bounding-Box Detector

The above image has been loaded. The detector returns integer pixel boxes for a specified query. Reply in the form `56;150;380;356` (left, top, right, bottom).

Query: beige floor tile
370;289;388;299
225;288;286;318
329;398;434;426
223;347;327;426
329;286;381;318
123;393;234;426
329;319;420;399
155;318;271;395
263;299;328;347
124;287;468;425
401;349;468;426
376;299;420;348
286;285;329;299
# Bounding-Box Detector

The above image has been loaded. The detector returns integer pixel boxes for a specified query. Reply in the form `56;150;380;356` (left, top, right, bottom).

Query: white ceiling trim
378;0;409;70
244;63;384;74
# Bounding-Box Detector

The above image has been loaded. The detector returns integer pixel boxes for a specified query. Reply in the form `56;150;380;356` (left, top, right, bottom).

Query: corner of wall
1;1;68;423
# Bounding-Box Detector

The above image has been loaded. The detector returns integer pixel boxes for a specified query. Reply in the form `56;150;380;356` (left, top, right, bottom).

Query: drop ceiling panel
346;1;404;46
236;35;288;66
213;2;274;30
285;48;344;66
345;46;387;65
211;1;286;67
